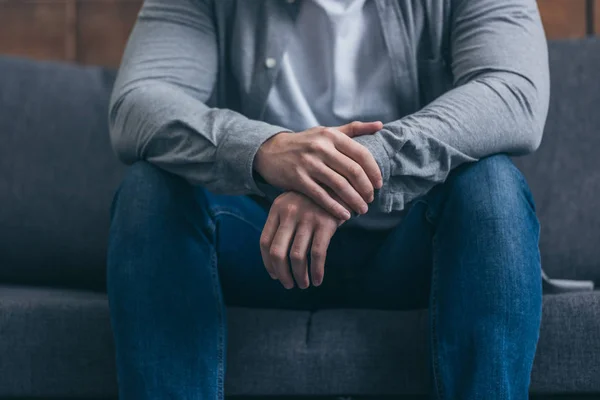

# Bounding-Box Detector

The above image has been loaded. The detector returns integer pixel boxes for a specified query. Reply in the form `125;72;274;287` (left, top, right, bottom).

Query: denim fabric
107;154;542;399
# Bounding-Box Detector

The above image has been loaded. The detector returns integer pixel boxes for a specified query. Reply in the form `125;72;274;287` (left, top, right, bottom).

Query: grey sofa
1;38;599;399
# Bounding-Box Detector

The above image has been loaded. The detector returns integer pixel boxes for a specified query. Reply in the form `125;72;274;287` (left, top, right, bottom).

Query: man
107;0;549;398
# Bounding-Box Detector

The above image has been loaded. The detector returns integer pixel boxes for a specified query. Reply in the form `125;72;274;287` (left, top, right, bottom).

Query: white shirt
263;0;400;131
263;0;404;229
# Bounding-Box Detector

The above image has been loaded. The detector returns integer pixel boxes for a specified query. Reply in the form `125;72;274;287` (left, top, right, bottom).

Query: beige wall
0;0;598;68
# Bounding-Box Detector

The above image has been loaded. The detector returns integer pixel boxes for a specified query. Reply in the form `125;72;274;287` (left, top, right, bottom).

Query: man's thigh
204;192;323;310
324;200;434;310
208;191;432;311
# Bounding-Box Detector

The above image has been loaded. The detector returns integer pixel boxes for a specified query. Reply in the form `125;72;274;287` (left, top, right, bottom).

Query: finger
336;121;383;138
319;150;374;205
289;223;313;289
313;162;369;214
260;212;279;279
334;135;383;189
310;223;335;287
296;177;351;221
270;217;297;289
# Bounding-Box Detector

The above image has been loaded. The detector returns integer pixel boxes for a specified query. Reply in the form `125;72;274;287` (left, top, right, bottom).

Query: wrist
254;131;289;175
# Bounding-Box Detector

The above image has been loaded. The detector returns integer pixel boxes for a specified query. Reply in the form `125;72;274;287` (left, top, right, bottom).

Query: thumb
336;121;384;138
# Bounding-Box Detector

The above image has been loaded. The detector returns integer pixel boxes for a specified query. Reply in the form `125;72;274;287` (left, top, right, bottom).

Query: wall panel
538;0;588;39
0;1;69;61
595;0;600;35
0;0;596;67
77;0;141;66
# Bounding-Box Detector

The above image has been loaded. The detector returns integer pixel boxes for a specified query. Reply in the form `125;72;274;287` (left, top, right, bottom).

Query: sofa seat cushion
0;285;599;397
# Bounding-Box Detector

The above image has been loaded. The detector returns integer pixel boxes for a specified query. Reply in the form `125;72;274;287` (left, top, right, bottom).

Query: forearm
110;82;288;195
355;0;549;213
356;70;549;212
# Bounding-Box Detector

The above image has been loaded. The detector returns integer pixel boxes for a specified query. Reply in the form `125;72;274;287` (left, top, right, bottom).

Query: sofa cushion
514;38;600;285
0;38;598;290
0;286;599;397
0;57;124;290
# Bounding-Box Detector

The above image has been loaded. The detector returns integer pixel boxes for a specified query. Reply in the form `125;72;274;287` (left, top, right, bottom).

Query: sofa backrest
0;38;599;289
514;38;600;284
0;57;123;289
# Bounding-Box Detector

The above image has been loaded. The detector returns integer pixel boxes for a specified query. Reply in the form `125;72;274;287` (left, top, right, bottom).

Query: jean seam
430;233;444;400
209;248;226;400
210;208;264;233
206;205;261;399
422;195;443;399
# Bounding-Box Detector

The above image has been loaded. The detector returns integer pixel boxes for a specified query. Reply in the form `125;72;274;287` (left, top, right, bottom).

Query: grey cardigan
109;0;549;213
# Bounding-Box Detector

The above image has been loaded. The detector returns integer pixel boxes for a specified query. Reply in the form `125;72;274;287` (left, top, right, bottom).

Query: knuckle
259;237;270;250
306;189;323;204
285;203;299;215
328;175;345;190
348;164;362;178
307;185;321;198
269;248;285;261
273;196;283;206
317;219;336;232
322;127;337;138
361;149;375;165
290;249;305;263
310;210;323;220
309;140;327;152
334;180;351;196
354;148;369;163
311;252;325;263
311;247;325;260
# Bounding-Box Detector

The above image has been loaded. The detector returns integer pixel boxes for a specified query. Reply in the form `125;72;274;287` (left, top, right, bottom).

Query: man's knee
434;155;542;311
441;154;536;224
111;161;200;228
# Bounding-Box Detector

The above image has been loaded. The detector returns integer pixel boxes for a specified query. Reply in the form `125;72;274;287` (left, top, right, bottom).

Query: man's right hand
254;121;383;220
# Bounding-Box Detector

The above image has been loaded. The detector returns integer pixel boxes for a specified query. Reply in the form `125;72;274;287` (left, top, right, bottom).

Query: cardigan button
265;58;277;69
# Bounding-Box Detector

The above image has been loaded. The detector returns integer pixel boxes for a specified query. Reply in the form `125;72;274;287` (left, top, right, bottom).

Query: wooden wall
0;0;598;68
0;0;141;66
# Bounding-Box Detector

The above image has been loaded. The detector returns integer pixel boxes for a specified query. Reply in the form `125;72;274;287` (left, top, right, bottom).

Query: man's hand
260;191;345;289
254;121;383;220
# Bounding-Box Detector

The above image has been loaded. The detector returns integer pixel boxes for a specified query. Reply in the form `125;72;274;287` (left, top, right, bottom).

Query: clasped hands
253;121;383;289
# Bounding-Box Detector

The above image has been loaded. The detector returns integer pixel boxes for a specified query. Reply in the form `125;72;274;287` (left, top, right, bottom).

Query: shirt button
265;58;277;69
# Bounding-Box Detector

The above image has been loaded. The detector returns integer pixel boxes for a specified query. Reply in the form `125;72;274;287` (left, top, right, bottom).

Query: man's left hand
260;191;345;289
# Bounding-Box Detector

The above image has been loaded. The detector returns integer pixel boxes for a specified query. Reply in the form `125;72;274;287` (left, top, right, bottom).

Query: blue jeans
107;154;542;399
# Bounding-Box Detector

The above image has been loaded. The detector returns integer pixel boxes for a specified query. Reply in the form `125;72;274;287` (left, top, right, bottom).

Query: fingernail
314;278;322;286
342;210;351;220
269;273;277;280
360;204;368;214
284;283;294;290
376;180;383;189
